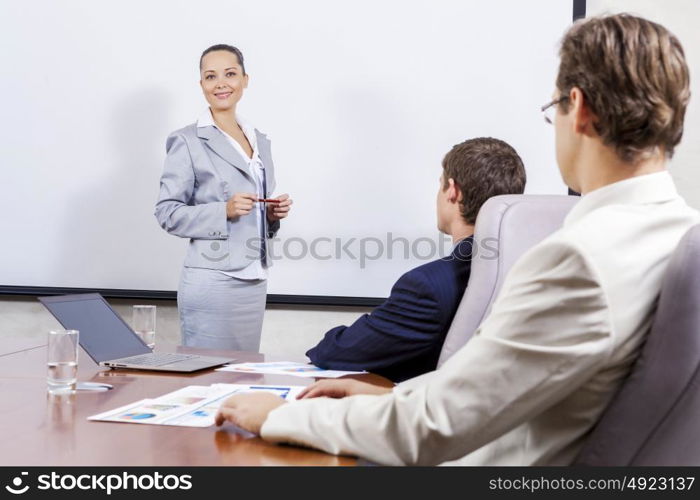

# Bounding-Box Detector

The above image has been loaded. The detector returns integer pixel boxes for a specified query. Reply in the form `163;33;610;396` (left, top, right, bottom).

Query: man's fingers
299;381;339;399
215;408;237;426
298;382;325;399
305;388;328;399
215;411;227;426
295;381;353;399
298;388;319;399
219;394;243;411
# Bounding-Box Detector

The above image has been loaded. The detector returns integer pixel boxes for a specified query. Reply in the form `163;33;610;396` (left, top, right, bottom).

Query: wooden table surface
0;341;382;466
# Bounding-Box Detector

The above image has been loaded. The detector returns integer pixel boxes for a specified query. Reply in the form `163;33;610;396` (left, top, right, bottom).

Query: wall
0;296;370;360
587;0;700;209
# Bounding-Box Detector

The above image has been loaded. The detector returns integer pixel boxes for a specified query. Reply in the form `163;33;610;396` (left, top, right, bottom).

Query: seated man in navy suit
306;138;526;382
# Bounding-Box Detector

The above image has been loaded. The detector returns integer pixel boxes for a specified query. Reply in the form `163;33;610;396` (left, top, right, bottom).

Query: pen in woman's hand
265;194;293;222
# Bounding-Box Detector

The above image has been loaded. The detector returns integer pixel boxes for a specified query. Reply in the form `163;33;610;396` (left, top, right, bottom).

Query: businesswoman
155;44;292;351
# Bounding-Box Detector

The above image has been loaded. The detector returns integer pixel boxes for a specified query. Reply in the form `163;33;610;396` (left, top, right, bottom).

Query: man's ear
570;87;596;136
448;178;461;203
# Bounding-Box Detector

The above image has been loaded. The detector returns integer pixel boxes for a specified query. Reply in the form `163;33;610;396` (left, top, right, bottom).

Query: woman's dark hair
199;44;246;75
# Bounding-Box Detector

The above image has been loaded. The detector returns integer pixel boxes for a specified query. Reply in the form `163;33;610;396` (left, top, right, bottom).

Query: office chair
575;224;700;465
437;194;579;367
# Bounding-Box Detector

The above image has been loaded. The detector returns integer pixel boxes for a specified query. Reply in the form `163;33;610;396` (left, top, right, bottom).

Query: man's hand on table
297;379;393;399
215;378;393;435
215;393;286;434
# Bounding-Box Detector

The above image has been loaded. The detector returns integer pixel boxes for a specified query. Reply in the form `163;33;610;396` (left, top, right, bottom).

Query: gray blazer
154;123;280;271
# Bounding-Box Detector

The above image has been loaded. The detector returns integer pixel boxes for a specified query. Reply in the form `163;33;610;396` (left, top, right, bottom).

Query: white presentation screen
0;0;572;299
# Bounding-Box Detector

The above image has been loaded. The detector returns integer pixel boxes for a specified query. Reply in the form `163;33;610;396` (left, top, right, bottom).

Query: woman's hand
296;379;393;400
266;193;293;222
226;193;257;219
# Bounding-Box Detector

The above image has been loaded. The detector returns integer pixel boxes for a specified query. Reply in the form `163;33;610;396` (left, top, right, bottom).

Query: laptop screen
39;294;151;363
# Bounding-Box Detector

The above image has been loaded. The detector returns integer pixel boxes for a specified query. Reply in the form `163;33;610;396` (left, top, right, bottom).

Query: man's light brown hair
556;14;690;163
442;138;526;225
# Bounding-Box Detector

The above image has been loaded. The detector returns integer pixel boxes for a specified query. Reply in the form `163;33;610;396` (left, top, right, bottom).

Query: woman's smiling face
200;50;248;112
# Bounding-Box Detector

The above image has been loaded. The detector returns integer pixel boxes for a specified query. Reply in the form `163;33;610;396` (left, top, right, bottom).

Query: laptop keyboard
114;353;198;366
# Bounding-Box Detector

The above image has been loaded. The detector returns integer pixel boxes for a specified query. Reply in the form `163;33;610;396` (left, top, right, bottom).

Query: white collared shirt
260;171;700;465
197;108;268;280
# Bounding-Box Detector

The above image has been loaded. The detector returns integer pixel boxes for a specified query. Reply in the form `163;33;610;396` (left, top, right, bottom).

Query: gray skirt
177;267;267;352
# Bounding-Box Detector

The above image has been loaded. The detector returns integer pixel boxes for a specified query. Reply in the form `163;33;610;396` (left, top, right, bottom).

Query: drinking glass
132;305;156;348
47;329;79;394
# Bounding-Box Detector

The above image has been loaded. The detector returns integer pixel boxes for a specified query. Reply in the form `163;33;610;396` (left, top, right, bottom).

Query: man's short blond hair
556;14;690;163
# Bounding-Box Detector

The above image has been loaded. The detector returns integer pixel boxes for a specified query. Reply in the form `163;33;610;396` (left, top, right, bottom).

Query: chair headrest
438;194;579;366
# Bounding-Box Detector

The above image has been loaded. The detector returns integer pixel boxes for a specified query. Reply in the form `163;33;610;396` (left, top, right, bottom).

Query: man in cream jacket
214;14;700;466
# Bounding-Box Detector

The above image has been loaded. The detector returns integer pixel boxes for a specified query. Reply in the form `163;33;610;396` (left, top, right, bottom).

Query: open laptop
38;293;234;372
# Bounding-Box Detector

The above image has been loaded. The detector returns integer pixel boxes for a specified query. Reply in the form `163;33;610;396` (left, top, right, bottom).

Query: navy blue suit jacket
306;237;473;382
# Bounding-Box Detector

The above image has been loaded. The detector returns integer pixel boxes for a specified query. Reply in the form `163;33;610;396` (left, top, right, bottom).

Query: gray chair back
438;194;579;366
575;224;700;465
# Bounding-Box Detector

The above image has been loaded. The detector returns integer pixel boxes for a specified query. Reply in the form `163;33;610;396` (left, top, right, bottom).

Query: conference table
0;339;391;466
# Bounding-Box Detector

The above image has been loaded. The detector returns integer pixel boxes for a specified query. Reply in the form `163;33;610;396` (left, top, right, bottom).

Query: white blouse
197;108;268;280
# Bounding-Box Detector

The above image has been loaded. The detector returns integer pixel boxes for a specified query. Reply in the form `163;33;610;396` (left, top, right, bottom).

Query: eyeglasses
541;96;569;124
